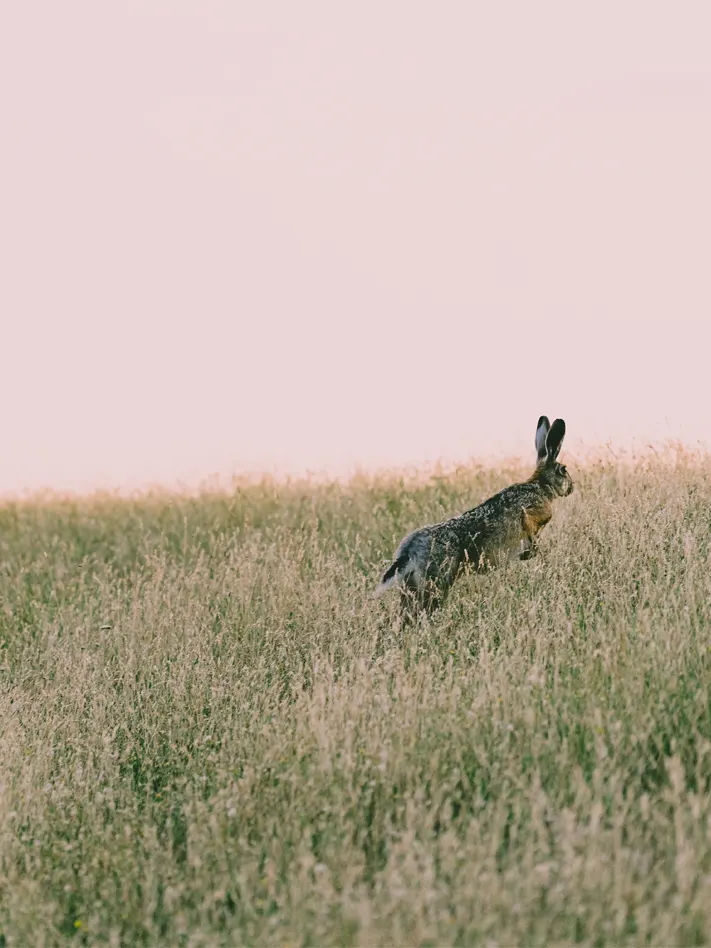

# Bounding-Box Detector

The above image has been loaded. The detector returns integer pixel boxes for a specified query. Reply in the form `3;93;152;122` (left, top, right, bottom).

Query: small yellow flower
74;920;83;929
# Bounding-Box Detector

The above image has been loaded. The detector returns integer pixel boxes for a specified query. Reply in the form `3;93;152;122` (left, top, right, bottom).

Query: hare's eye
559;465;567;475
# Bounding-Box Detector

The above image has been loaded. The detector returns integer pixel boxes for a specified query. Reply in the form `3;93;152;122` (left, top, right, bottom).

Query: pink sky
2;2;710;493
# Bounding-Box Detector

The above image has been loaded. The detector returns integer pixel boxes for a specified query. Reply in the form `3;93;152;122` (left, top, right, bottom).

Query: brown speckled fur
377;416;573;617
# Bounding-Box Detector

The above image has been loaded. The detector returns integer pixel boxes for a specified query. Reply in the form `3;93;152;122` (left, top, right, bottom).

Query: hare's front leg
519;535;537;561
519;508;550;561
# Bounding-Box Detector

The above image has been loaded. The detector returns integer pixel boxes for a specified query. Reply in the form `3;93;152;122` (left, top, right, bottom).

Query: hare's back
456;483;540;551
474;482;541;518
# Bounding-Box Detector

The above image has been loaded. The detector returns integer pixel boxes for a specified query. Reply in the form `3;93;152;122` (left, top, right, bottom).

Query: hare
377;416;573;616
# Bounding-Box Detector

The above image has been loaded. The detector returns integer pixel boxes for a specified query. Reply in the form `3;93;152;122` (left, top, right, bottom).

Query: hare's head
533;416;573;496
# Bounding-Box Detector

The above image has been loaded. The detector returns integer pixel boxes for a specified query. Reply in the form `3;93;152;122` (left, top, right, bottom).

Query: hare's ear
546;418;566;462
535;416;550;464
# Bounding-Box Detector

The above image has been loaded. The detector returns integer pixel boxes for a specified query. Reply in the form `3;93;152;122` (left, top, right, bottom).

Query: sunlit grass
1;448;711;945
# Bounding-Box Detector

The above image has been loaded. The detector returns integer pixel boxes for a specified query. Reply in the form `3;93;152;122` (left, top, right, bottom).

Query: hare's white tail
375;528;431;598
374;554;410;597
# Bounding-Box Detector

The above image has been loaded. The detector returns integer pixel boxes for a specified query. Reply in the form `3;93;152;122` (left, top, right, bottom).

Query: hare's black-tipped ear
546;418;566;462
535;416;550;464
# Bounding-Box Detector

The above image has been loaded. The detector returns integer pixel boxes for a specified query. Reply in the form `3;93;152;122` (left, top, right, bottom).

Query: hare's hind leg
397;571;441;623
398;587;418;625
399;575;451;622
398;574;426;625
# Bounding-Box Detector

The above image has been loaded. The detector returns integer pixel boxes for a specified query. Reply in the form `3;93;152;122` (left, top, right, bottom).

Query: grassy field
1;449;711;945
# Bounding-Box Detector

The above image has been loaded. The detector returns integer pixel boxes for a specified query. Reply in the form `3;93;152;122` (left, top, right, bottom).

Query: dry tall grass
1;450;711;945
